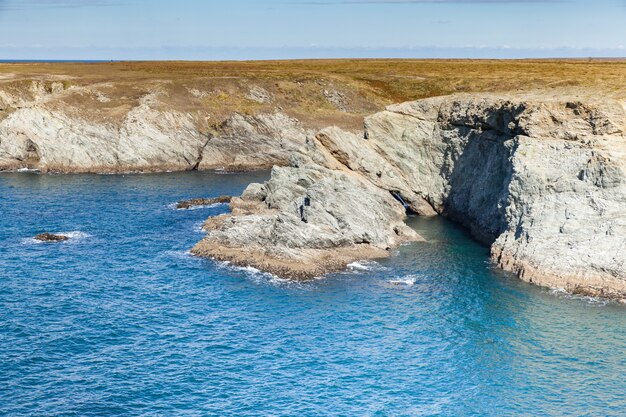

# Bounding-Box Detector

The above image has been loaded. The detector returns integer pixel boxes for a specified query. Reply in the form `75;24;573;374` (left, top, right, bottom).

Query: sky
0;0;625;60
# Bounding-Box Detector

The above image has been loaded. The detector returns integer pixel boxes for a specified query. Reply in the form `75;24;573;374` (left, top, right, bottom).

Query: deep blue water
1;171;625;416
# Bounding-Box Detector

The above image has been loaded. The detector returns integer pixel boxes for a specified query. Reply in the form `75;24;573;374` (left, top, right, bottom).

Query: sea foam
388;275;418;286
21;231;92;245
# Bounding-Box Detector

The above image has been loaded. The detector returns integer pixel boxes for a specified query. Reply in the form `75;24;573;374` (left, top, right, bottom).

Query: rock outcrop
359;96;626;298
193;94;626;299
176;196;232;209
191;161;422;278
34;233;69;242
197;112;309;171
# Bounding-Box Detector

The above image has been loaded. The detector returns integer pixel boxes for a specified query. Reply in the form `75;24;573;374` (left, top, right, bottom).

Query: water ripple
1;171;625;417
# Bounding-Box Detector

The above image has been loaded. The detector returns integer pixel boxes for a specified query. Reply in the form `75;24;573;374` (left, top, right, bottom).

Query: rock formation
193;94;626;299
191;161;422;278
34;233;69;242
197;112;309;171
176;196;232;209
0;87;309;173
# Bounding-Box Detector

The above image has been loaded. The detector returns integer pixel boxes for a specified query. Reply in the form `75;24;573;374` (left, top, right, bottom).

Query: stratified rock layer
194;94;626;298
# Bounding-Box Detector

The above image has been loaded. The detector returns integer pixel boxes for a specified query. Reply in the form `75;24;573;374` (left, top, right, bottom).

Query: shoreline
5;162;626;302
0;165;273;175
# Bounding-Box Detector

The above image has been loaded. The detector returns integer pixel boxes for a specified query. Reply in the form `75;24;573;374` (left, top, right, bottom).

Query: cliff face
0;88;310;173
194;95;626;298
357;96;626;297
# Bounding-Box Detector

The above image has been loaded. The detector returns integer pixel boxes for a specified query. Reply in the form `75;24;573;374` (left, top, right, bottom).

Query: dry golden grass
1;59;625;130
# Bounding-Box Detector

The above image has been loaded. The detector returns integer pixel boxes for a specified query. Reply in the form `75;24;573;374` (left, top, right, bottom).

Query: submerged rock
176;196;232;209
34;233;69;242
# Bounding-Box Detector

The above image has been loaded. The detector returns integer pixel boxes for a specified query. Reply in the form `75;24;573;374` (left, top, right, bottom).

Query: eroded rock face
194;94;626;298
357;96;626;297
198;112;309;171
0;99;206;173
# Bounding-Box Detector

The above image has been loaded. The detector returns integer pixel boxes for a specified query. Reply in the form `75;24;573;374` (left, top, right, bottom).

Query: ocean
1;171;624;416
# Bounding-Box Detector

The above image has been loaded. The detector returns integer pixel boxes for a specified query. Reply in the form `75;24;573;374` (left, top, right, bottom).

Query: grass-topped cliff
1;59;626;132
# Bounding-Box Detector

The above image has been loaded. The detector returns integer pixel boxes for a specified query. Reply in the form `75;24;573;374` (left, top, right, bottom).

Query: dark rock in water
34;233;69;242
176;196;232;209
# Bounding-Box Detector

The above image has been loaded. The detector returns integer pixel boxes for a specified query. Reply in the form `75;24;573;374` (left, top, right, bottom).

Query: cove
1;171;625;416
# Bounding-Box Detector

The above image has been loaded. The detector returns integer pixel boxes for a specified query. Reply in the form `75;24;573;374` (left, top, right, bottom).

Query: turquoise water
1;171;625;416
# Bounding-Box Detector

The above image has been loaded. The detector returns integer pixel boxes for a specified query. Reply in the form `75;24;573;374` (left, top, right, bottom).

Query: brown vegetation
1;59;625;131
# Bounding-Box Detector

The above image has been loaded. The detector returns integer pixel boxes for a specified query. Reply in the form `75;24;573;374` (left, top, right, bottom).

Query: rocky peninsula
2;60;625;299
193;94;626;299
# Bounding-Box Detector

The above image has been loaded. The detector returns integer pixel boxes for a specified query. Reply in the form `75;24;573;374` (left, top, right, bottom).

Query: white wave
215;260;309;287
213;168;237;175
194;221;208;233
347;261;371;271
346;260;387;273
237;265;266;275
184;202;226;211
21;237;44;245
388;275;418;286
216;261;270;277
163;249;196;261
17;168;40;173
58;231;91;240
548;288;611;306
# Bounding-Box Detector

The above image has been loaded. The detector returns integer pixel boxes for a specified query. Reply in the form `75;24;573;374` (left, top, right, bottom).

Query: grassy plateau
1;59;625;130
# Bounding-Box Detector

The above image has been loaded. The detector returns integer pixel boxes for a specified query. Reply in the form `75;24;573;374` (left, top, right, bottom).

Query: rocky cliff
193;94;626;299
2;74;625;297
0;85;310;173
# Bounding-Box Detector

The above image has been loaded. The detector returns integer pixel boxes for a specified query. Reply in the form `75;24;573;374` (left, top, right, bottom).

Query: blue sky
0;0;625;59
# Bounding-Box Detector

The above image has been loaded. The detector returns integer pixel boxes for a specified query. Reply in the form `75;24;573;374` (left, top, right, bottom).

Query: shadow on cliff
439;128;517;246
